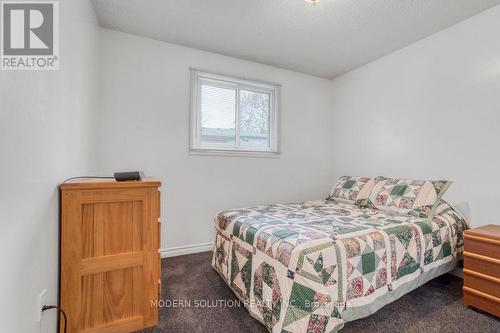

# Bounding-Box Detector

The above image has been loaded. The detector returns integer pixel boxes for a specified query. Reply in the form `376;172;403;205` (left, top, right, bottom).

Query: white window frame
189;68;281;157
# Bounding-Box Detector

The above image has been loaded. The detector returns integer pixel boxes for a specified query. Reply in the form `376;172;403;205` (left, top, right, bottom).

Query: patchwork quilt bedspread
212;199;467;333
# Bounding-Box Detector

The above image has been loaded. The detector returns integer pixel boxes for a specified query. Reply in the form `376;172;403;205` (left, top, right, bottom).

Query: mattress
212;199;468;332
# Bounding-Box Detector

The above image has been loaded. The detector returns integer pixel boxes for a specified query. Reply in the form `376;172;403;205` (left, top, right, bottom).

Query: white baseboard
160;242;214;258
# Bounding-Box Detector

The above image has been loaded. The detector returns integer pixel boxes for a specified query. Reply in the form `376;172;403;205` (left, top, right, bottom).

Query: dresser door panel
61;187;159;333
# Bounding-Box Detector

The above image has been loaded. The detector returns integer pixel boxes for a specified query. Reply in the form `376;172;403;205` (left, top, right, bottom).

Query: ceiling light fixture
305;0;321;6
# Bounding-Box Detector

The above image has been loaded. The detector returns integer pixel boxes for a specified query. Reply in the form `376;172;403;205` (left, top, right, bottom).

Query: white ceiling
92;0;500;79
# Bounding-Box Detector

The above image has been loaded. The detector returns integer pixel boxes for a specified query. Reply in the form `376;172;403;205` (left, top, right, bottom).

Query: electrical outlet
36;289;47;322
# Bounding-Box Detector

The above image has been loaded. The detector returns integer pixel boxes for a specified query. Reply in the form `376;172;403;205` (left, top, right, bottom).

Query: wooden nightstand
463;224;500;317
60;179;162;333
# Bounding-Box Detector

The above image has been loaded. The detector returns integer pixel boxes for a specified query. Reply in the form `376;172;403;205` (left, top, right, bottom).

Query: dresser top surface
60;178;161;190
465;224;500;241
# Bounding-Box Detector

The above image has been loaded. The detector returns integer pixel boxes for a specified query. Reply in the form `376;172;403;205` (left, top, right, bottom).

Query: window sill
189;148;281;158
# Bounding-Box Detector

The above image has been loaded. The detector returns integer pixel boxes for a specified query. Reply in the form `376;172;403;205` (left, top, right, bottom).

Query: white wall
94;29;335;253
3;4;497;331
0;1;99;332
329;5;500;227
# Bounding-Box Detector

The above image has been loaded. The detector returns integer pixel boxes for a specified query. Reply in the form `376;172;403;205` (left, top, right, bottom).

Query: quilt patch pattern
344;231;388;299
231;242;253;299
212;199;467;333
328;176;375;206
254;262;282;330
367;177;452;219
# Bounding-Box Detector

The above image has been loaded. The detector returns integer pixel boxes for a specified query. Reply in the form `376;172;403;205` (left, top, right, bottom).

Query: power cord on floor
41;305;67;333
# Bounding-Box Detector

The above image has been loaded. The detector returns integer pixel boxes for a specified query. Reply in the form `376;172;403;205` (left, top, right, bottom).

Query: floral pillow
327;176;375;206
366;177;453;220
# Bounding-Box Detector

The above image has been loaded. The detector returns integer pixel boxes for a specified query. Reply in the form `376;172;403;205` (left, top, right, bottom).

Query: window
190;69;280;156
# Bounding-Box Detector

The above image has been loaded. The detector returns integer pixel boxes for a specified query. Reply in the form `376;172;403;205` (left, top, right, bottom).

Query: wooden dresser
60;179;161;333
463;224;500;317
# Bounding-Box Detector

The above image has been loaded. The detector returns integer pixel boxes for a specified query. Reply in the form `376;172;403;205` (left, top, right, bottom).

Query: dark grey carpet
135;251;499;333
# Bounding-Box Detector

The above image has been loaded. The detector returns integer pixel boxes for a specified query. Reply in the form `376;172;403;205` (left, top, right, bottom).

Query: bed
211;177;468;333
